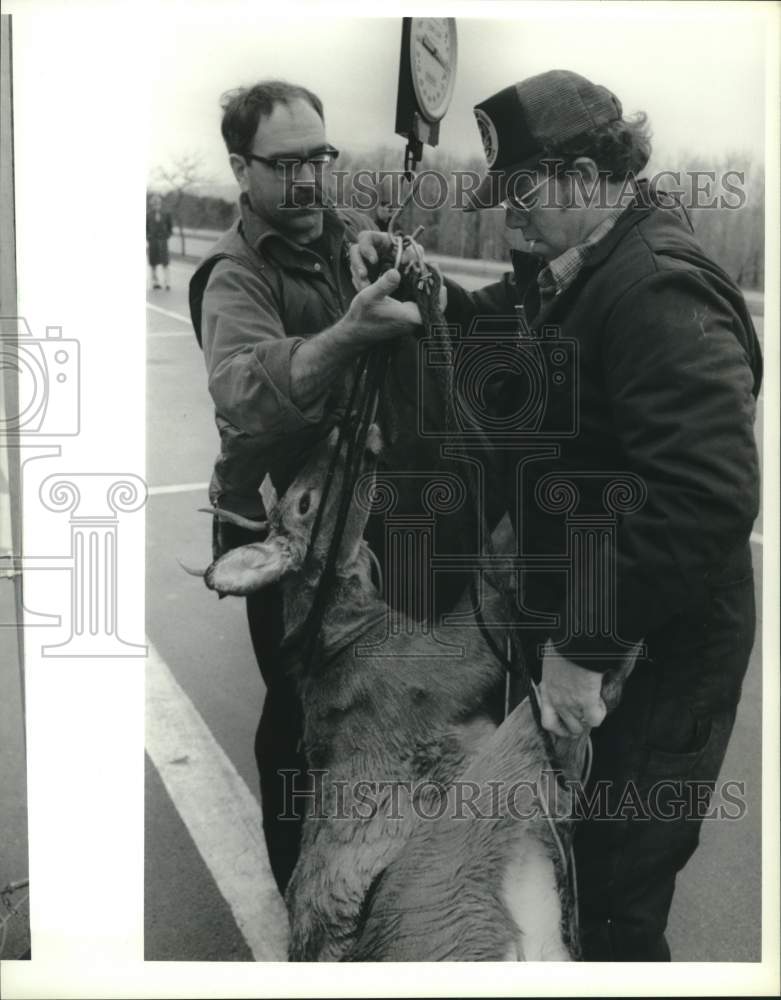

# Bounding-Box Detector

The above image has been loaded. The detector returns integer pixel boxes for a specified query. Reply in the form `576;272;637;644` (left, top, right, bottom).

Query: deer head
192;423;385;599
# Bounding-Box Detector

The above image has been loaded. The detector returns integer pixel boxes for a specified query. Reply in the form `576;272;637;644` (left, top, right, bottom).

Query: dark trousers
522;572;756;961
246;587;307;897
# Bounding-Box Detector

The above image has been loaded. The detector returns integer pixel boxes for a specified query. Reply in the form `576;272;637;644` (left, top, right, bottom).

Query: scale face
408;17;457;123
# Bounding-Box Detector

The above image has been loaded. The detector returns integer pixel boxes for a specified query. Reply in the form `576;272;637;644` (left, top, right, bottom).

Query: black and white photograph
1;2;779;997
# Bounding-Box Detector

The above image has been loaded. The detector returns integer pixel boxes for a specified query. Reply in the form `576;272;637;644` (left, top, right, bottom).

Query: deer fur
200;425;633;962
202;426;508;960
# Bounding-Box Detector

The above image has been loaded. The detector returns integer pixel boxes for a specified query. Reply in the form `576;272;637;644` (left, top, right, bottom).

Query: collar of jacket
237;192;346;266
510;179;685;326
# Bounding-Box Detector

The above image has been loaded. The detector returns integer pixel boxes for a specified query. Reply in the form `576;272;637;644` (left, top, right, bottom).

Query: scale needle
421;34;448;72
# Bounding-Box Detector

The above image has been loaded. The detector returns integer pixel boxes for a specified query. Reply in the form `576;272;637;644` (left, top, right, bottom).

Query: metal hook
388;170;418;240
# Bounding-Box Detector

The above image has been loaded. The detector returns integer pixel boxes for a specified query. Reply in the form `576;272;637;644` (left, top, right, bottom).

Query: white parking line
148;482;210;496
146;302;192;325
145;640;289;961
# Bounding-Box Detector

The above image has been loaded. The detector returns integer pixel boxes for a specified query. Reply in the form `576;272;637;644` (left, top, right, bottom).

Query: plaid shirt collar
537;206;626;301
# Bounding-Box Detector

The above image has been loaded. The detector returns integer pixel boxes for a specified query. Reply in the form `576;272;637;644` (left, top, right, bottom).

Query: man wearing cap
351;70;761;960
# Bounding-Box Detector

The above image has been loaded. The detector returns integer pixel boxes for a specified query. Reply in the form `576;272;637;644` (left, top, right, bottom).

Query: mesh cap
466;70;623;211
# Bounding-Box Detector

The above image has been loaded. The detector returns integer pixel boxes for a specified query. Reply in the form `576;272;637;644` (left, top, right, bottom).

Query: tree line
150;147;765;290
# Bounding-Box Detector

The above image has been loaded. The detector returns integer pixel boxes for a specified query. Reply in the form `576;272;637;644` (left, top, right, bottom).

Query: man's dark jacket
445;183;762;679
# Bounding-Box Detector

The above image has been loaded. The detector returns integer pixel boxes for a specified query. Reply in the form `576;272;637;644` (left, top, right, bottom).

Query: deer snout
204;536;297;596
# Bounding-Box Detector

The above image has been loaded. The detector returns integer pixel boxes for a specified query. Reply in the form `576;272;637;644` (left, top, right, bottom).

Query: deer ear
364;423;385;457
204;538;294;596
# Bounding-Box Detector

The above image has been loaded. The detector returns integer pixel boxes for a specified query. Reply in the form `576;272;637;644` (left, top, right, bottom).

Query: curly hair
545;112;653;180
220;80;324;159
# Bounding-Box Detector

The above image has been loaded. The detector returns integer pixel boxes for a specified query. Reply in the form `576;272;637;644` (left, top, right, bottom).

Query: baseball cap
465;70;623;211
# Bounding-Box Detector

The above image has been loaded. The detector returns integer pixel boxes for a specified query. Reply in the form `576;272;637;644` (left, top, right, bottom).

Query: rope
416;273;554;731
529;681;587;951
292;346;392;676
401;237;585;949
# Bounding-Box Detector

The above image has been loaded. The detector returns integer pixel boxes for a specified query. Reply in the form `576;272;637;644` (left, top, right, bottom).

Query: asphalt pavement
144;255;764;962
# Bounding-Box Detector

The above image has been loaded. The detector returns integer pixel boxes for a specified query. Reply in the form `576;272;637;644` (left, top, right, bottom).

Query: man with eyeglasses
351;69;761;961
189;80;422;896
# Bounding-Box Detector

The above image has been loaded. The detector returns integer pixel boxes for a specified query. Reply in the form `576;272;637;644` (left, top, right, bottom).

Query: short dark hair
220;80;325;158
545;112;653;180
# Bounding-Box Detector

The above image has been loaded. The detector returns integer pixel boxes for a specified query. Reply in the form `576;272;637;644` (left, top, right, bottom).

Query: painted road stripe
146;302;191;324
148;329;193;339
145;640;289;961
148;482;210;496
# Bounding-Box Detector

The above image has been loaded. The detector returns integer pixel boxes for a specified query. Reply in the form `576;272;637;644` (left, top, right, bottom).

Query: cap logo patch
474;107;499;168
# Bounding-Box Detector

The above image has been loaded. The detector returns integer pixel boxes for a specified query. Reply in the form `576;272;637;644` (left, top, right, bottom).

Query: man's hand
538;641;607;738
289;269;420;410
349;230;447;312
349;231;392;290
342;267;421;343
349;230;424;291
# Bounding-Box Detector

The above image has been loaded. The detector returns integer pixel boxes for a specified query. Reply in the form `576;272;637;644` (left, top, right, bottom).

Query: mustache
287;182;326;208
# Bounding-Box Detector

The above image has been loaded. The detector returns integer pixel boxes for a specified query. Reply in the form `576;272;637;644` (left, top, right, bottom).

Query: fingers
350;231;391;290
347;268;420;339
361;267;400;302
350;244;372;290
539;685;606;739
540;696;571;739
557;707;586;737
585;696;608;729
395;299;422;326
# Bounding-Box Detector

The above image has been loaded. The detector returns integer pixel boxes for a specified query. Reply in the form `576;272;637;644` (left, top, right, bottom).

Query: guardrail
169;228;764;316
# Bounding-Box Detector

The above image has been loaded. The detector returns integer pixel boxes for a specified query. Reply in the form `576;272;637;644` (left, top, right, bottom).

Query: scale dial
409;17;457;123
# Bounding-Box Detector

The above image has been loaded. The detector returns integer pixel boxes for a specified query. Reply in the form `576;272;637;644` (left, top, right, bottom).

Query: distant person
146;193;173;290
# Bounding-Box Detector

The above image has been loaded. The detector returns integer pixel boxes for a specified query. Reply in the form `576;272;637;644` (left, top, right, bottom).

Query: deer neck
280;539;384;652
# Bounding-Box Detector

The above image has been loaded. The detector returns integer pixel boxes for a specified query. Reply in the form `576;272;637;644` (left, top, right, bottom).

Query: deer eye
298;493;311;516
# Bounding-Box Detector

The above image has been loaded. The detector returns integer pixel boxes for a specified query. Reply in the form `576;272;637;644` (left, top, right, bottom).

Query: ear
205;537;294;596
229;153;251;194
364;422;385;457
570;157;600;204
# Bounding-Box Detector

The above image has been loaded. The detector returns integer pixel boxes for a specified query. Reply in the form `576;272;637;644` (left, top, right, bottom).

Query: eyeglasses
502;174;551;212
245;145;339;178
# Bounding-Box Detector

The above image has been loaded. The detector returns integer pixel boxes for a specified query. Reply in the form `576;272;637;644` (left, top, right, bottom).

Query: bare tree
153;152;213;257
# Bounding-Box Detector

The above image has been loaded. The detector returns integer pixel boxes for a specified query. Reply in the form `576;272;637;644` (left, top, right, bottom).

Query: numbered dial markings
410;17;457;122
